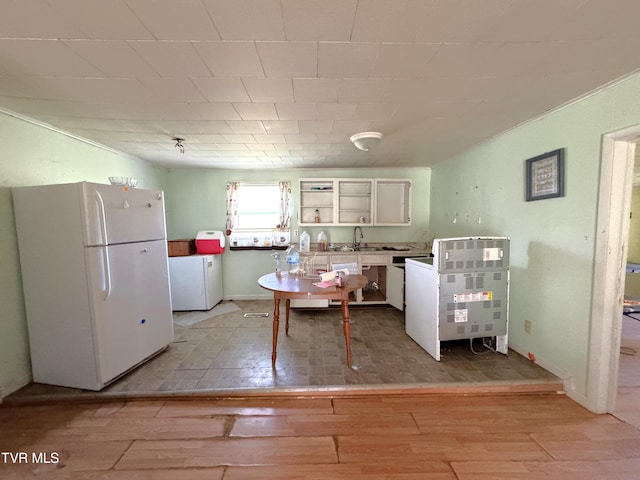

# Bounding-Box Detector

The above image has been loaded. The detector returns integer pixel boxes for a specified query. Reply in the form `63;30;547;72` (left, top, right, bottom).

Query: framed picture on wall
525;148;565;201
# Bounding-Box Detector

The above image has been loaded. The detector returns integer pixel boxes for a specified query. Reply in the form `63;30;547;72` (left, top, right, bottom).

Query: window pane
236;184;280;230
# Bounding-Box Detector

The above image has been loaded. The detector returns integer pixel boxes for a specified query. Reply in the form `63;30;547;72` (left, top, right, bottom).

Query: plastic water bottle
299;231;310;252
286;245;300;274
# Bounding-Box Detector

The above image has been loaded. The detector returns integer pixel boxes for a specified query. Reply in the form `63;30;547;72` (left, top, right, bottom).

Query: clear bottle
317;231;328;252
286;244;300;274
271;251;282;276
299;231;310;252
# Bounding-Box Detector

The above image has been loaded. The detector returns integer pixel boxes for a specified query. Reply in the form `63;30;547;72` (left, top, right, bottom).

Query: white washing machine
168;254;223;311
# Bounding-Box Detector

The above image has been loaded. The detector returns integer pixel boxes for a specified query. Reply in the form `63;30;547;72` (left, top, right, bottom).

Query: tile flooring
6;300;560;403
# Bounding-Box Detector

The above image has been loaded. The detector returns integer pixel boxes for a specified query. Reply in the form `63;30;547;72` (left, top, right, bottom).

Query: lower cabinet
386;265;405;311
291;252;405;310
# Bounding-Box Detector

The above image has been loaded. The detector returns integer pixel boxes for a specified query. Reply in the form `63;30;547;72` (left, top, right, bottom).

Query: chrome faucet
353;226;364;249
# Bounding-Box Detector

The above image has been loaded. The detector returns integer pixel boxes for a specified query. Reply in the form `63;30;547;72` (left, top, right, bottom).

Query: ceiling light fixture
173;137;185;154
350;131;383;151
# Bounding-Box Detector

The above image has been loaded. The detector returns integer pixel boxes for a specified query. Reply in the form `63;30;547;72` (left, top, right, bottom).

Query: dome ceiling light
350;131;383;151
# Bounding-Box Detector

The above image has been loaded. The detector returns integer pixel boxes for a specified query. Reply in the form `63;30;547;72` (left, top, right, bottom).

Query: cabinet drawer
360;254;389;265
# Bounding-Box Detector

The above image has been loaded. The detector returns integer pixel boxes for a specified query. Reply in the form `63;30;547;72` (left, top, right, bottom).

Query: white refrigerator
169;254;223;311
13;182;174;391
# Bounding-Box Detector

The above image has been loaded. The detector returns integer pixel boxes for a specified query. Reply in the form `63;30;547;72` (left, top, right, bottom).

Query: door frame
588;125;638;413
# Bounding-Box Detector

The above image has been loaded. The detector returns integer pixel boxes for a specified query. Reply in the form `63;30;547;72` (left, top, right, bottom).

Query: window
235;184;280;229
226;181;292;248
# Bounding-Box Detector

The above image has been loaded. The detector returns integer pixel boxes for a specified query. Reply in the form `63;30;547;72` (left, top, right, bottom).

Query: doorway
589;126;638;413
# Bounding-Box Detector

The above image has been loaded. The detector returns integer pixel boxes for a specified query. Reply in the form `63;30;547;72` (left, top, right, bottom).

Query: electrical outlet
293;229;299;237
524;319;532;334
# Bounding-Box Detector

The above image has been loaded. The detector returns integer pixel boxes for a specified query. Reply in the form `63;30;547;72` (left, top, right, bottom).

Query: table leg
341;299;352;368
285;298;291;335
272;297;280;368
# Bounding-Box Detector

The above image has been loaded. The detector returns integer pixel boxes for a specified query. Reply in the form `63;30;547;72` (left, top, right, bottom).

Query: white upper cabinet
299;178;411;226
374;178;412;226
337;179;373;226
299;179;335;225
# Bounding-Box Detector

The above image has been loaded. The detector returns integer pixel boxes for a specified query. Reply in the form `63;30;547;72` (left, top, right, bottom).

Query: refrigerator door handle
95;191;109;245
101;246;112;300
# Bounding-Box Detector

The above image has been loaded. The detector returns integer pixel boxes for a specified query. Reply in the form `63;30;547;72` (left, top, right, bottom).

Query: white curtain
225;182;238;235
278;181;292;230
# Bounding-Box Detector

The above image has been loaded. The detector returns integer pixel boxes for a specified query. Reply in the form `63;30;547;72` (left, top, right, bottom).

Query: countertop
298;242;431;256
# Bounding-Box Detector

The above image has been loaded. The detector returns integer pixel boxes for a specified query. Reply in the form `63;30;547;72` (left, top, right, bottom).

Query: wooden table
258;272;368;368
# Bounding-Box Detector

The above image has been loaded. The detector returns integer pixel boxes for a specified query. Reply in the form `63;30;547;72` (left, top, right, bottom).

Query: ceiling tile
50;0;154;40
281;0;357;41
0;39;102;76
293;79;341;103
285;134;316;144
0;0;85;38
253;134;287;144
370;44;441;78
317;103;357;120
189;102;242;120
414;0;511;43
351;0;430;42
338;78;391;103
191;78;250;102
225;121;267;134
127;0;221;40
25;77;155;103
203;0;285;40
138;78;207;102
262;120;300;134
62;40;159;78
256;42;317;78
129;41;212;77
149;120;227;135
478;0;587;42
318;42;380;78
210;143;249;151
221;134;257;143
194;42;264;77
275;103;317;120
247;143;276;151
353;103;398;121
233;103;279;120
298;120;333;134
331;120;372;135
242;78;294;103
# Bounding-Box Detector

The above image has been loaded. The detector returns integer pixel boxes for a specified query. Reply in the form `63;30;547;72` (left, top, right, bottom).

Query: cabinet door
387;265;405;311
299;179;335;225
337;179;373;225
374;179;411;225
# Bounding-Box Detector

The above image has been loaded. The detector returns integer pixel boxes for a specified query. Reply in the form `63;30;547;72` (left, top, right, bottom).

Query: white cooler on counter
169;254;223;311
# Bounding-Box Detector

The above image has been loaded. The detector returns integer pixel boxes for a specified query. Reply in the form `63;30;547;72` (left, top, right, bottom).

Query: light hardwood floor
2;391;640;479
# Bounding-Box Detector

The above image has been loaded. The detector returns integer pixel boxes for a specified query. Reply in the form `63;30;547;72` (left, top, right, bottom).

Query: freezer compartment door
82;183;166;246
86;239;173;385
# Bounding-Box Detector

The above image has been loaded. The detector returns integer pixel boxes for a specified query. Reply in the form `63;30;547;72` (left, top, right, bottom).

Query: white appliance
405;237;509;361
169;254;223;310
13;182;174;391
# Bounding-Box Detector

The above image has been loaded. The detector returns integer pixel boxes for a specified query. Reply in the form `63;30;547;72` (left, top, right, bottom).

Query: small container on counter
317;231;328;252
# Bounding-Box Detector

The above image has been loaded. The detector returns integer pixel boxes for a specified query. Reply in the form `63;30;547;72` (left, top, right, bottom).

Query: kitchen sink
354;246;382;251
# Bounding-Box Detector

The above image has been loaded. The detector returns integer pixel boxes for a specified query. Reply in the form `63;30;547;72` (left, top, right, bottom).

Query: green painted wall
625;187;640;297
0;111;167;400
430;72;640;402
165;167;431;299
